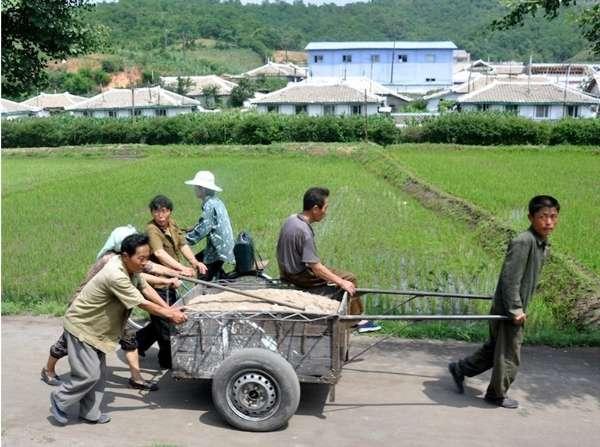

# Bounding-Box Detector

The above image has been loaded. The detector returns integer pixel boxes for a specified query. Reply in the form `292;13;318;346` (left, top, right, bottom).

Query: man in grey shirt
277;187;380;332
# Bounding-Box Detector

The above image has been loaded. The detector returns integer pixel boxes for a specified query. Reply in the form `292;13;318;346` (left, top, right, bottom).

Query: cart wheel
211;348;300;432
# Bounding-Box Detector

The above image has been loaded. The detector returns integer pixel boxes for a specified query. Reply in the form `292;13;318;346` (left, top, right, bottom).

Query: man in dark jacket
448;195;560;409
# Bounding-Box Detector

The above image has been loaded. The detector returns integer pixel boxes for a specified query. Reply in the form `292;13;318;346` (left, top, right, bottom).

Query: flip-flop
41;368;63;386
128;378;159;391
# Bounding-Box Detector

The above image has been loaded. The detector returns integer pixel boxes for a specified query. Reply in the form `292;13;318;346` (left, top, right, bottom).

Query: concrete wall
461;103;597;119
256;103;380;116
308;48;454;93
71;107;196;118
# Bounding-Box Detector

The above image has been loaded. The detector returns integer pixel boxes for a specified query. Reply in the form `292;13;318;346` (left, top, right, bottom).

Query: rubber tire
211;348;300;432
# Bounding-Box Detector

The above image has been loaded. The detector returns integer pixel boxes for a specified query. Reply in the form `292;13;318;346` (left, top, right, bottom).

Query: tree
492;0;600;55
230;78;255;107
1;0;105;97
202;84;220;109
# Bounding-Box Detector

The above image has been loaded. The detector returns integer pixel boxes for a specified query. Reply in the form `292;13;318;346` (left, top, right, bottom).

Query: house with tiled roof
0;98;41;119
457;82;599;119
237;61;308;82
159;75;238;108
22;92;86;115
251;81;383;116
65;86;203;118
301;77;411;112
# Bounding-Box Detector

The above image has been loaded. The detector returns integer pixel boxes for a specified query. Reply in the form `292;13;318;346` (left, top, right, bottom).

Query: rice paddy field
2;143;599;345
388;145;600;275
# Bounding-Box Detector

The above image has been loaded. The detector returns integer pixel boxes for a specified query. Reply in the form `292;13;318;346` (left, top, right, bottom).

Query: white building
22;92;86;115
251;81;382;116
65;87;203;118
0;98;41;119
239;61;308;82
458;82;599;119
160;75;238;108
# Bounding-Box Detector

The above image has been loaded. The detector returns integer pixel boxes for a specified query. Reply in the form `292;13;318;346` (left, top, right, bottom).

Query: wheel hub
228;371;279;421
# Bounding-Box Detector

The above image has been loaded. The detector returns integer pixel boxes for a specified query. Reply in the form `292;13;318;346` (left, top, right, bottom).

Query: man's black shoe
484;395;519;409
448;362;464;394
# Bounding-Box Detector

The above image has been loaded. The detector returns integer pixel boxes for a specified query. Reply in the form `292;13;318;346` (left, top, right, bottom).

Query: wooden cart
170;278;350;432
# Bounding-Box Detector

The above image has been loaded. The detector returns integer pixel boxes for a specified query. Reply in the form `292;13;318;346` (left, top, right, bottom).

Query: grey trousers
458;320;524;399
51;330;106;421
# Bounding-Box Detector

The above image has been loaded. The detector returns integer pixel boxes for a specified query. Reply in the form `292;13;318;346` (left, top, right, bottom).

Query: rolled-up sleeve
186;204;215;245
108;273;146;309
147;225;165;253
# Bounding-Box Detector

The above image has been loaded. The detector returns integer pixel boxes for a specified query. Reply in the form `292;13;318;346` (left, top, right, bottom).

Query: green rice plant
3;143;596;344
2;145;498;320
387;144;600;275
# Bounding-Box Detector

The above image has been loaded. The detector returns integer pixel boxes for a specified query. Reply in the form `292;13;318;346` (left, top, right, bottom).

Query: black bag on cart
234;231;256;275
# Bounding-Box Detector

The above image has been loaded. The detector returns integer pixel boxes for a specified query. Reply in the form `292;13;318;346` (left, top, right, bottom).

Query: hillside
89;0;589;62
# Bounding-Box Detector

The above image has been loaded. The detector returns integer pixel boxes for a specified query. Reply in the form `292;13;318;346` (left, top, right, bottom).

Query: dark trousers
280;267;363;315
136;287;177;369
458;320;524;399
195;250;225;281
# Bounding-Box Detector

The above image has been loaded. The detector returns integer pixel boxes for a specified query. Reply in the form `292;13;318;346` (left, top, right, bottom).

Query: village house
457;82;599;119
251;81;382;116
159;75;238;108
228;61;308;84
305;41;457;94
0;98;41;119
300;77;412;112
526;63;598;90
65;86;203;118
21;92;86;115
424;75;556;112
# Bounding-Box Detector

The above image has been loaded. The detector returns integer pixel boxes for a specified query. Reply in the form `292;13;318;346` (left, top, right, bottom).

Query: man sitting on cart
276;186;380;333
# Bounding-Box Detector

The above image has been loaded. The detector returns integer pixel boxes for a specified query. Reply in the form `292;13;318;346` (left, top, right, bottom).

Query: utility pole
390;40;396;85
563;64;571;118
364;89;368;142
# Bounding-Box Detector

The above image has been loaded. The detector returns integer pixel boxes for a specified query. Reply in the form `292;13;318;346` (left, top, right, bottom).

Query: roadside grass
387;144;600;275
3;143;598;346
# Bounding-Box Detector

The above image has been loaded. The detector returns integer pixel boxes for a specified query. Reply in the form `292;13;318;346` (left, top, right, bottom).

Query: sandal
128;377;159;391
41;368;63;386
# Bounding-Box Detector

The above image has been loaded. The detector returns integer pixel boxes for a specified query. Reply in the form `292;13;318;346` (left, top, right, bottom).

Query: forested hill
90;0;590;62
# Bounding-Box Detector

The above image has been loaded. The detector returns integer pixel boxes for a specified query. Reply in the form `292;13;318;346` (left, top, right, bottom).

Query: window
535;105;549;118
323;105;335;115
398;54;408;62
351;105;362;115
505;104;518;115
155;109;167;117
425;78;436;82
425;54;436;63
477;104;490;111
314;55;323;64
370;54;380;63
342;54;352;63
267;105;279;113
566;105;579;117
108;110;117;118
295;105;307;114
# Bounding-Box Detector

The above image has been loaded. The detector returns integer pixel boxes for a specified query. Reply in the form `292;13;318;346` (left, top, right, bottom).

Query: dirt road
2;316;599;447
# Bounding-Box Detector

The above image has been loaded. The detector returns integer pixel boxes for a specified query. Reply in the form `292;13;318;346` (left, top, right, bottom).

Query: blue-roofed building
306;41;457;93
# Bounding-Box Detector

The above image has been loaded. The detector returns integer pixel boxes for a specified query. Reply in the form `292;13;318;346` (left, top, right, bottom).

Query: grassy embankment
362;144;600;345
2;143;599;346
